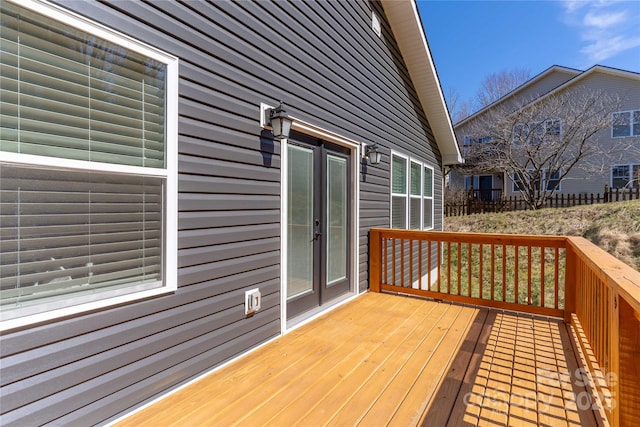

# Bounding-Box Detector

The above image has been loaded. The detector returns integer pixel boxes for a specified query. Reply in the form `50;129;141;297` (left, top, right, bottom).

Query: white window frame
512;172;526;192
513;119;562;144
423;164;434;230
409;160;423;230
1;0;179;331
512;169;562;192
463;135;492;145
611;110;640;138
545;169;562;192
390;151;435;231
611;164;640;189
391;152;409;229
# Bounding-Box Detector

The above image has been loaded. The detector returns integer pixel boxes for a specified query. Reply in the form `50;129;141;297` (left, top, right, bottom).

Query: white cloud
583;11;625;29
562;0;640;63
562;0;585;13
562;0;622;13
581;35;640;62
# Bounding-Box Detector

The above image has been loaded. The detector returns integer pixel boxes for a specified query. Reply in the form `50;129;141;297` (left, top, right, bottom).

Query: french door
286;135;351;320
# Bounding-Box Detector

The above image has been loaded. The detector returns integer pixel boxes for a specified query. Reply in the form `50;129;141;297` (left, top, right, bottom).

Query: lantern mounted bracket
363;143;382;165
261;101;293;141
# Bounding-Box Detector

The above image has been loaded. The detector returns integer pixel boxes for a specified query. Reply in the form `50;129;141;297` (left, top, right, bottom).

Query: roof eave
381;0;462;165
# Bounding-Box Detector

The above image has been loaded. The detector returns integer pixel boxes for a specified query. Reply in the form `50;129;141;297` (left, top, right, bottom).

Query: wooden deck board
293;301;449;425
350;304;474;426
250;297;443;425
116;292;598;427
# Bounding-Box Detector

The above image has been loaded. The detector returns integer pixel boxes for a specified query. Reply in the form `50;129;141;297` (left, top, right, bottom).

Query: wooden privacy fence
369;228;640;427
445;187;640;216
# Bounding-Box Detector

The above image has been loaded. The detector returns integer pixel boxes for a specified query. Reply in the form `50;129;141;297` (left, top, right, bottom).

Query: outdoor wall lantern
268;101;293;140
364;143;382;165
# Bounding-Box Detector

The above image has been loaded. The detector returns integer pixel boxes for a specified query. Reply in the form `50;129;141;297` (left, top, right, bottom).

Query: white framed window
612;110;640;138
423;165;434;229
371;12;382;38
611;164;640;189
513;119;561;145
391;153;408;229
463;135;492;145
462;135;492;157
1;0;178;329
512;172;526;192
512;169;562;192
390;152;434;231
546;169;562;191
409;160;422;229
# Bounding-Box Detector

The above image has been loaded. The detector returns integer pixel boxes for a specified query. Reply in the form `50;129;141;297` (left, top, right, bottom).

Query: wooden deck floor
117;292;597;426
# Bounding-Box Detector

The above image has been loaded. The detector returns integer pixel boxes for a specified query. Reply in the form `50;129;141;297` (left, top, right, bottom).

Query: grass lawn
444;200;640;271
433;240;564;309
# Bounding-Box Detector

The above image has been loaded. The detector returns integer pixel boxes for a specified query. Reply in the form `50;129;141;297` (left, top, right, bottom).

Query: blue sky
418;0;640;108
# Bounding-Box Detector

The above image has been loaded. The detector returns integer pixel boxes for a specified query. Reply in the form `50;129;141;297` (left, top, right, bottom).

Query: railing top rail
370;228;567;248
567;236;640;314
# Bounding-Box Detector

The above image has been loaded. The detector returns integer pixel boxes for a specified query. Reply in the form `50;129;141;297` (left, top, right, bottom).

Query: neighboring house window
464;176;473;189
544;119;562;136
513;119;561;144
512;173;526;192
391;153;434;230
462;135;492;157
512;170;561;192
463;135;492;145
546;169;561;191
0;0;178;328
612;110;640;138
611;164;640;189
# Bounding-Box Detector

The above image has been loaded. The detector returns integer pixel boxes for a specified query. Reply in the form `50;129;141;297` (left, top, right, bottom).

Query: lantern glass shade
366;144;381;165
269;103;293;140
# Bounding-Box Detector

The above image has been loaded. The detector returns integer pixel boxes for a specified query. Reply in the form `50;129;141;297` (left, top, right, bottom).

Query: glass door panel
287;145;314;299
326;155;347;285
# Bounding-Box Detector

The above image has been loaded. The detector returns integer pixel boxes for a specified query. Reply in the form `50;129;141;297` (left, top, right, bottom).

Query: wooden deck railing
369;228;640;427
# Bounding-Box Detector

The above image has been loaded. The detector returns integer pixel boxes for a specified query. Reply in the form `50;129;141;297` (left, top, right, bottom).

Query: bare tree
459;88;632;209
475;68;531;109
446;87;474;124
446;68;531;124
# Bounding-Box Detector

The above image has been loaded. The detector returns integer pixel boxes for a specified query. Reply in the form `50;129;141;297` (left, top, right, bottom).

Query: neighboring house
450;65;640;200
0;0;461;425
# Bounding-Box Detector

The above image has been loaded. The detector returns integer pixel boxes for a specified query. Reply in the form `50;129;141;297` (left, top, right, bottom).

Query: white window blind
409;161;421;230
423;165;433;229
391;154;407;229
0;2;166;166
1;165;163;309
0;0;177;327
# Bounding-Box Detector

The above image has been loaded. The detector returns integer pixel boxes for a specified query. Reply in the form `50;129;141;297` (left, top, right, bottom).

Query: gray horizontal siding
1;0;446;424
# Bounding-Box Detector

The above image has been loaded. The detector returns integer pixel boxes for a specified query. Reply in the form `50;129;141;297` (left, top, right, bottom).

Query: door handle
312;219;321;241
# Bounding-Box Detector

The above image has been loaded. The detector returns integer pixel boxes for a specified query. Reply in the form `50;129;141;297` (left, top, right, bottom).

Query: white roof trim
381;0;462;165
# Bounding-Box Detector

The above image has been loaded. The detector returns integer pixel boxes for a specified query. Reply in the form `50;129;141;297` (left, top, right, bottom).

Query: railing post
609;289;620;427
369;229;381;292
564;239;577;324
618;295;640;426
